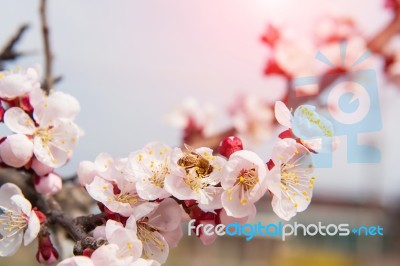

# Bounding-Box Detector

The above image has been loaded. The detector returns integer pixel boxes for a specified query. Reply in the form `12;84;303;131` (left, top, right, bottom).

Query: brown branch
40;0;54;94
47;211;107;242
368;12;400;54
0;24;29;70
0;167;106;255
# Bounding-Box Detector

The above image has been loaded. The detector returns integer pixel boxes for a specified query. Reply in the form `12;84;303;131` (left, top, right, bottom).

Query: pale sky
1;0;399;205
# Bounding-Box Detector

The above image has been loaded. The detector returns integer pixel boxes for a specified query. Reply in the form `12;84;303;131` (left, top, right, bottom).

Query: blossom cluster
52;101;334;265
0;67;82;195
0;66;335;265
261;15;370;79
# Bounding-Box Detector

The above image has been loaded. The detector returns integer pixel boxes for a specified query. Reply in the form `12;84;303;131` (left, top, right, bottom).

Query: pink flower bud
36;234;59;265
218;136;243;158
34;173;62;196
31;157;53;176
0;134;33;168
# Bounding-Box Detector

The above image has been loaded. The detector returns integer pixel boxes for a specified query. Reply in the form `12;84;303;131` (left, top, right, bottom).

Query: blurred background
1;0;400;265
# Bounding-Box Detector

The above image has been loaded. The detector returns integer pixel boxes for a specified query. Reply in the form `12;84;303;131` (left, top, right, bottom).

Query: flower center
183;173;204;192
136;220;166;258
279;162;316;206
236;168;258;191
299;106;333;137
35;128;53;144
0;207;28;241
226;168;259;205
114;193;138;205
148;163;169;188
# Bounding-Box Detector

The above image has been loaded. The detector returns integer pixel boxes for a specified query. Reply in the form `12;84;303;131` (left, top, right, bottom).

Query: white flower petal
57;256;94;266
221;187;255;218
274;101;292;128
10;195;32;215
4;107;36;134
271;196;297;221
0;183;23;211
130;258;161;266
77;161;97;186
148;199;181;232
0;230;23;257
0;134;33;168
141;231;169;264
24;210;40;246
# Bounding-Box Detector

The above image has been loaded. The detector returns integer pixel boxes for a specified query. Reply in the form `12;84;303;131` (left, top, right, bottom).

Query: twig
39;0;54;94
47;211;107;242
0;24;29;70
368;12;400;54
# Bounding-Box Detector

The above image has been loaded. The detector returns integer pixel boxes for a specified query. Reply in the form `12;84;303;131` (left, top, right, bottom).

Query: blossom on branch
221;150;268;218
266;138;315;221
0;67;40;100
165;146;226;213
0;183;40;257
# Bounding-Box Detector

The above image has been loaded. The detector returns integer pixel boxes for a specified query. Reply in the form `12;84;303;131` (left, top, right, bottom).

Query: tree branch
0;24;29;70
40;0;54;94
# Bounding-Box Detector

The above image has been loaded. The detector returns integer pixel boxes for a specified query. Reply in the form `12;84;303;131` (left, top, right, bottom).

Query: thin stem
39;0;53;94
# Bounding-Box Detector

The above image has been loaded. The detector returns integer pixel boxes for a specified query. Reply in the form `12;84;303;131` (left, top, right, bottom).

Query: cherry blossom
31;157;53;176
230;95;274;146
3;106;81;168
165;146;226;212
165;97;217;137
0;134;33;168
275;101;335;152
86;175;158;218
77;153;127;186
267;138;315;221
58;256;94;266
274;39;315;77
0;183;40;257
34;172;63;196
221;150;268;218
0;67;40;100
134;198;182;264
318;36;372;72
128;143;172;200
314;15;359;44
103;218;143;263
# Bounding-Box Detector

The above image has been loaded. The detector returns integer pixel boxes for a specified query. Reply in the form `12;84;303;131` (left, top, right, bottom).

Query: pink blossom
165;97;217;137
0;183;40;257
134;198;182;264
0;67;40;100
128;143;172;200
230;95;274;146
267;138;315;221
221;150;267;218
165;147;226;212
86;176;157;218
31;157;53;176
0;134;33;168
34;173;63;196
4;107;81;168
